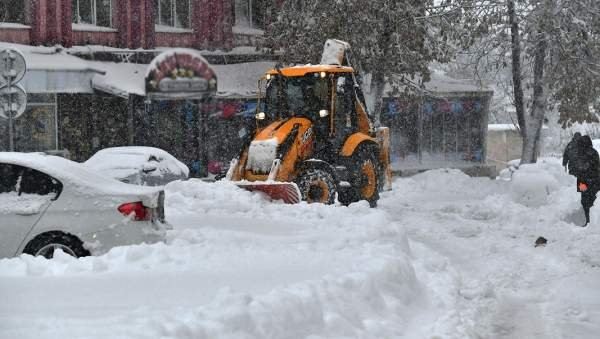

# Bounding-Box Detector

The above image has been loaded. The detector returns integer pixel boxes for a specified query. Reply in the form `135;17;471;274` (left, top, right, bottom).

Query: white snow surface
488;123;519;131
72;23;118;32
0;192;51;215
1;158;600;338
91;59;274;99
0;152;162;197
245;138;279;173
84;146;190;179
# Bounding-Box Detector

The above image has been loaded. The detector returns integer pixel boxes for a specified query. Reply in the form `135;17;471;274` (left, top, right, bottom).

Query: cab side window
334;76;357;145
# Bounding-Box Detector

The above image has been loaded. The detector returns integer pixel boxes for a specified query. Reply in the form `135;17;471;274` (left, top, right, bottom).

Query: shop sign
145;49;217;99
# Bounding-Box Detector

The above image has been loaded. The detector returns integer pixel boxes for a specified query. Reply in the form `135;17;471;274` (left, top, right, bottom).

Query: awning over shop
212;61;275;99
383;72;493;97
90;60;275;100
0;42;103;94
89;61;146;98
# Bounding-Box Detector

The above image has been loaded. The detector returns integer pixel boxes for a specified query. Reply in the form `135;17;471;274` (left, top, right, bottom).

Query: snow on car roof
0;152;161;196
85;146;189;177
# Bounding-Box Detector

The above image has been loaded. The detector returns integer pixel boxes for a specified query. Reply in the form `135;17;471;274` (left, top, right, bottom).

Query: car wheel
23;231;90;259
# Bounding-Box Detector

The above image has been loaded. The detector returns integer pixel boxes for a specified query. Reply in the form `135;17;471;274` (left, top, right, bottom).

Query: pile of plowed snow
0;179;419;339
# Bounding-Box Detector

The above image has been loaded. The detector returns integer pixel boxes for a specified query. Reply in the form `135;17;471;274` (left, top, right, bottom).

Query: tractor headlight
319;109;329;118
255;112;266;120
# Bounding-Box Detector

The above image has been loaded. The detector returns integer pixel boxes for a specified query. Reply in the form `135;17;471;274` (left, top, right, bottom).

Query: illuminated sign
145;49;217;99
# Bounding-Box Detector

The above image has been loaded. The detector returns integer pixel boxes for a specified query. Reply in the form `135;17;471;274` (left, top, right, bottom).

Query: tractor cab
256;65;370;161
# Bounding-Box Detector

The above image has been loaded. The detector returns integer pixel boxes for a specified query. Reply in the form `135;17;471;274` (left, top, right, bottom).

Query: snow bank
510;163;561;207
4;156;596;338
0;177;420;338
379;157;600;337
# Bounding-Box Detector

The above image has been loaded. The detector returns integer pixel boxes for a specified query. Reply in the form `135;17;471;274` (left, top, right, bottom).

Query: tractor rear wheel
339;144;380;208
296;168;337;205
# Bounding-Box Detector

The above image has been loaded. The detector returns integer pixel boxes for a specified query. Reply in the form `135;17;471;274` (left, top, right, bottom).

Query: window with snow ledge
0;0;31;25
72;0;112;28
232;0;274;33
154;0;191;30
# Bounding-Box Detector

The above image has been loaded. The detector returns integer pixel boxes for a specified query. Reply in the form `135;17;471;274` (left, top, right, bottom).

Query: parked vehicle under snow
0;152;170;259
84;146;189;186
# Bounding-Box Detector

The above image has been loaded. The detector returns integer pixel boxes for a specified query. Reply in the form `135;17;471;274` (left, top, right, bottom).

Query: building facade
0;0;280;49
1;0;280;177
1;1;494;177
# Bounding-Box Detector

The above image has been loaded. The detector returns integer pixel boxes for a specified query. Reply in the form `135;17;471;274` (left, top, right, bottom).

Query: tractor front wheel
296;168;337;205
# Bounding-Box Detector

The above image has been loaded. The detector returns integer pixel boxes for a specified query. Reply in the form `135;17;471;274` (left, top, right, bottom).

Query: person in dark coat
574;135;600;226
563;132;582;175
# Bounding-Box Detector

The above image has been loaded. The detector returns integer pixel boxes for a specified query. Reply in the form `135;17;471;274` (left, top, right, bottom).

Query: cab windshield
264;74;329;119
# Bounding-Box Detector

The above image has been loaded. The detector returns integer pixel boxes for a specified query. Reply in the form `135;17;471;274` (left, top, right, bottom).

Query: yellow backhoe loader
226;40;392;206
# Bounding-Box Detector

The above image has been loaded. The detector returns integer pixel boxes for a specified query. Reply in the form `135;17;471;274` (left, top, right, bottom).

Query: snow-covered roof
0;42;104;93
488;124;519;131
212;61;275;98
0;42;102;72
90;60;275;99
89;61;146;97
385;72;493;96
0;42;489;98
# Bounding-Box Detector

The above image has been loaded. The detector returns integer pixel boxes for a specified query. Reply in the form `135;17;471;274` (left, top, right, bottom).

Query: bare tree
262;0;459;123
450;0;600;163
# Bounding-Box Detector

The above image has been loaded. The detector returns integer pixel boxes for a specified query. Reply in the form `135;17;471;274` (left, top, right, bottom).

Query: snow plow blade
235;181;302;204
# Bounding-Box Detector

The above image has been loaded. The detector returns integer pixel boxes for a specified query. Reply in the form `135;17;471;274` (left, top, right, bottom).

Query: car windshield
264;75;329;119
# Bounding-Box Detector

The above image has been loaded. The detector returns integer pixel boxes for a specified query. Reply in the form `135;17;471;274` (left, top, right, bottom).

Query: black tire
339;144;380;208
23;231;90;259
296;168;337;205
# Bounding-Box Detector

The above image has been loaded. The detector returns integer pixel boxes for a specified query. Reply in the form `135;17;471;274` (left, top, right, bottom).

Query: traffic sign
0;84;27;119
0;48;26;86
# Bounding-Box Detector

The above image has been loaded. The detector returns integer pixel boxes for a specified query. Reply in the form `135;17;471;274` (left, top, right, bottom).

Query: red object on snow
235;182;302;204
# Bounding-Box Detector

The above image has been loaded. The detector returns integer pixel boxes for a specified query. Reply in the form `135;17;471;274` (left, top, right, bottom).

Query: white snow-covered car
84;146;189;186
0;152;169;259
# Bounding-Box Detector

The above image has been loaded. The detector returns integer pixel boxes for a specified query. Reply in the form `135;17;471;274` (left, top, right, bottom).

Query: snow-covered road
380;160;600;338
1;158;599;338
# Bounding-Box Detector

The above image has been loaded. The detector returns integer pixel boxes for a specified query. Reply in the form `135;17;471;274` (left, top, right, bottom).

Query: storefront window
383;96;486;168
0;0;27;24
154;0;190;29
72;0;112;27
0;94;58;152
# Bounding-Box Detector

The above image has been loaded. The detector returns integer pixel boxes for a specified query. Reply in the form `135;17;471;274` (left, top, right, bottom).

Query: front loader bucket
235;181;302;204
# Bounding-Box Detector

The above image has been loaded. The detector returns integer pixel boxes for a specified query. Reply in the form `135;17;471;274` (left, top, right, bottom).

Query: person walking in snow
563;132;582;175
574;135;600;226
